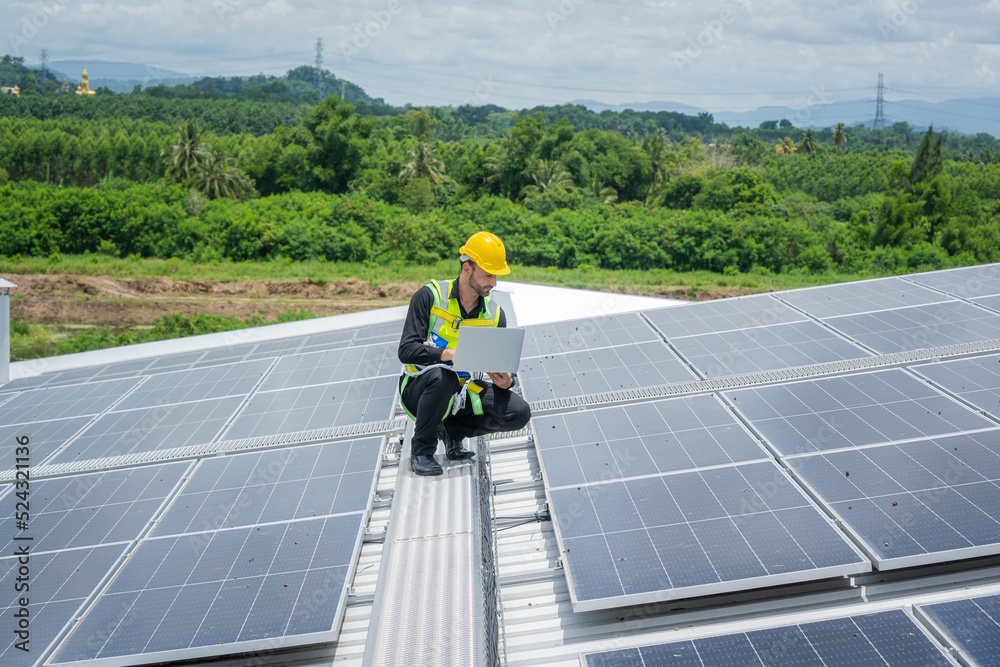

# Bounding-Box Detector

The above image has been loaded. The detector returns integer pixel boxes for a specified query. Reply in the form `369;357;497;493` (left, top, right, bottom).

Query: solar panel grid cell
777;277;948;319
0;545;129;667
919;593;1000;666
727;369;995;456
824;301;1000;354
583;609;954;666
670;320;871;378
643;293;804;339
787;430;1000;567
551;460;868;609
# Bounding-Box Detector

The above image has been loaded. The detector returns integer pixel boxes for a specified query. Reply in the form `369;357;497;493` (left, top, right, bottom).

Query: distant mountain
47;60;191;81
570;97;1000;137
46;60;195;93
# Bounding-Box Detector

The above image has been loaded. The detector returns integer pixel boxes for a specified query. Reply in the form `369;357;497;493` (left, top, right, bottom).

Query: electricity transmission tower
314;38;324;98
873;73;886;138
40;49;49;84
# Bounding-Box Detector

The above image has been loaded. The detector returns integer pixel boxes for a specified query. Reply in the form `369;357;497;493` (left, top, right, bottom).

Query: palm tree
832;122;846;152
519;160;574;198
642;129;672;202
190;148;255;200
800;129;818;154
588;177;618;204
161;118;207;182
775;137;797;155
399;142;445;185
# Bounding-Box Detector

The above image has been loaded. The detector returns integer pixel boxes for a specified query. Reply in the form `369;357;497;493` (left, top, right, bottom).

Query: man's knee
508;395;532;431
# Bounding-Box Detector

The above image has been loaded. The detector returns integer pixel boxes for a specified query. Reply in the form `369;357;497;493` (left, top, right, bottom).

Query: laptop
451;326;526;374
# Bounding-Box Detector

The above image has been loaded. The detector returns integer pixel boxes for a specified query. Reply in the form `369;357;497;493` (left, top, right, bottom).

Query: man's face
467;262;497;297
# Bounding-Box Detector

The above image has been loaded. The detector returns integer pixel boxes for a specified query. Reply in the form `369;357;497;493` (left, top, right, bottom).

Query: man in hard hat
397;231;532;476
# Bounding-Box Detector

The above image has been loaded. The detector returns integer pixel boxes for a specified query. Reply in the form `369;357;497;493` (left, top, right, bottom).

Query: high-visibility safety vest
401;279;502;419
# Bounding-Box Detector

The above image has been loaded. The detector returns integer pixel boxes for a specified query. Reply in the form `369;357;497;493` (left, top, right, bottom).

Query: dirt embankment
7;274;422;327
4;273;745;328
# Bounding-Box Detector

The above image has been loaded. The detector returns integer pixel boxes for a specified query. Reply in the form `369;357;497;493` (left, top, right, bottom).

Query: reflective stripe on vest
405;279;501;377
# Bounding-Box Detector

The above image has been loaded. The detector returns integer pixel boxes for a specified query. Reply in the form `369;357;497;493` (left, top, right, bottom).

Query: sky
3;0;999;113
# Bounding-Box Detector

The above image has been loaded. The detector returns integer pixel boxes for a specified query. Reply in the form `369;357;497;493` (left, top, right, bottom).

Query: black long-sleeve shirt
397;279;507;366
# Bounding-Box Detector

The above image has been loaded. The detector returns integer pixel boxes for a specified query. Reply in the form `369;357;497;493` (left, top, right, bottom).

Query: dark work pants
399;368;532;458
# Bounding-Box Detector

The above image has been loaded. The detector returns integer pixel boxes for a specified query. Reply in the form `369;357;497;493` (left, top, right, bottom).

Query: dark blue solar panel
778;277;947;319
914;353;1000;418
223;375;398;440
670;320;870;378
0;378;141;426
0;417;93;467
519;340;696;401
0;462;191;554
0;545;128;667
50;514;363;664
824;301;1000;354
584;609;952;666
113;359;271;411
534;395;768;486
728;369;994;455
551;460;868;610
788;431;1000;568
907;263;1000;300
49;397;246;464
151;437;383;537
644;293;805;338
259;343;400;391
920;593;1000;666
522;313;661;358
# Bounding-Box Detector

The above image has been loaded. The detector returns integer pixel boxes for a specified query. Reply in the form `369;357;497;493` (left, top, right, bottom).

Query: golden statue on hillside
75;69;95;96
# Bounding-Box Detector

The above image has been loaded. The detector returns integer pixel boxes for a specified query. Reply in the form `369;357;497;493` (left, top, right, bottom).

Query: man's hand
487;372;513;389
441;348;456;362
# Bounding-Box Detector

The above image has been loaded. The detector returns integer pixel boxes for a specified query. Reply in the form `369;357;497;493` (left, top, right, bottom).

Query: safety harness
400;279;501;419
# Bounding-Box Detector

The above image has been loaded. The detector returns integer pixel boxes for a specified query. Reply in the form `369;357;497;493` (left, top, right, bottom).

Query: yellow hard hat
460;231;510;275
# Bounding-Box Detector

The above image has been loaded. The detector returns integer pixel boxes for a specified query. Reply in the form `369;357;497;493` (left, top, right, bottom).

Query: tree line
2;57;999;278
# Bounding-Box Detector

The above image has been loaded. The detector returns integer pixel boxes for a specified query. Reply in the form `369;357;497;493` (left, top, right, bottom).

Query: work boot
439;421;475;460
411;454;443;476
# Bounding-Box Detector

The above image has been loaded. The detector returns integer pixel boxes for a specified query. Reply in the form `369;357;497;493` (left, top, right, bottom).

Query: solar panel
49;397;246;464
0;545;130;667
50;514;364;666
777;277;948;319
0;378;141;426
914;353;1000;417
974;293;1000;314
1;366;102;391
533;395;769;487
550;459;869;611
669;320;871;378
823;301;1000;354
786;430;1000;569
151;437;383;537
351;321;405;346
643;293;804;338
918;592;1000;666
112;359;272;411
0;417;94;467
258;343;400;392
519;341;696;402
727;369;996;456
222;375;398;440
0;462;191;555
522;313;661;359
906;263;1000;300
583;609;954;666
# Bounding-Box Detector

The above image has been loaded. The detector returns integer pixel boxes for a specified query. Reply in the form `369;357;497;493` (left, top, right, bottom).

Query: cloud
3;0;997;110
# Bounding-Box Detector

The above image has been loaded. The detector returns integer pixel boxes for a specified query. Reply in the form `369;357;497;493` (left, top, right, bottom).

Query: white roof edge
9;305;409;380
0;278;17;289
